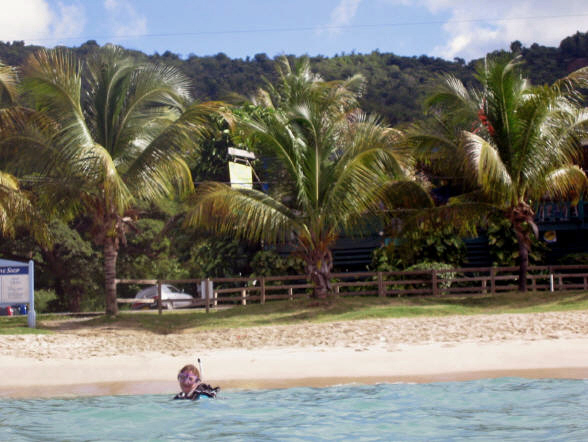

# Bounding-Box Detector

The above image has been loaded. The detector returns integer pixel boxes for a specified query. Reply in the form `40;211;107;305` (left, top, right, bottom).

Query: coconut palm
15;46;224;314
185;57;411;297
0;61;19;128
408;56;588;291
0;61;49;244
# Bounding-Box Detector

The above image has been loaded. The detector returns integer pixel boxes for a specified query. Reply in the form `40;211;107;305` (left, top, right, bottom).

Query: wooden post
205;278;210;313
482;279;487;294
241;289;247;306
157;281;163;315
260;277;266;304
490;268;496;294
431;270;438;296
377;272;385;297
288;287;293;301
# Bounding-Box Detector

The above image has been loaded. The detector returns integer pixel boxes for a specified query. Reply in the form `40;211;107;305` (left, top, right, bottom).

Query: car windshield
166;285;182;293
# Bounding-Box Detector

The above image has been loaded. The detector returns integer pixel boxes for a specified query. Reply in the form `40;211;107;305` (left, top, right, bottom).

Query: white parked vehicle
131;284;194;310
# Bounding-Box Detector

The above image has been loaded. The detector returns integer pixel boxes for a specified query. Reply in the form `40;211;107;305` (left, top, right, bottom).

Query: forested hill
1;31;588;126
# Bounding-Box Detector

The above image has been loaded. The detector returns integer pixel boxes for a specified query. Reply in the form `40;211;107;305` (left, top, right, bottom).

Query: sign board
228;147;256;160
229;161;253;189
0;265;29;304
0;259;36;328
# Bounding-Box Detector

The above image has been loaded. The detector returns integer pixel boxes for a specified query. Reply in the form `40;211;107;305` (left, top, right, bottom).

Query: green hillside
2;31;587;126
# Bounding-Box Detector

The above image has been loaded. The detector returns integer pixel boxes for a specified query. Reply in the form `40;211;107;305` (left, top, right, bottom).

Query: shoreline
2;337;588;399
1;310;588;399
3;368;588;399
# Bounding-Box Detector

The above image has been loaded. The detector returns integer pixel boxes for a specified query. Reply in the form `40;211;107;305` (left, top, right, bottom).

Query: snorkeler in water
174;364;220;400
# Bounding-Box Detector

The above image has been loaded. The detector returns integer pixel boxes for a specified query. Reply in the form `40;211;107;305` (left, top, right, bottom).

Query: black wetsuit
174;383;220;400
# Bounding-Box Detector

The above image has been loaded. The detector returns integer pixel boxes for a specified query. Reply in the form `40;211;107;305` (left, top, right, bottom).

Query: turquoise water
1;378;587;441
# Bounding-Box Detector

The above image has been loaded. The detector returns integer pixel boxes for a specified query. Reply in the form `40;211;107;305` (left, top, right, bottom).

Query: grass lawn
1;290;587;335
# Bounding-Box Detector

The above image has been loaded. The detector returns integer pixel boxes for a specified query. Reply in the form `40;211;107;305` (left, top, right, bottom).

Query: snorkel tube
198;357;203;380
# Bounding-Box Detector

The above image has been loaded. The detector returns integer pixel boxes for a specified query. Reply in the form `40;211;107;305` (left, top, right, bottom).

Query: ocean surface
1;378;587;441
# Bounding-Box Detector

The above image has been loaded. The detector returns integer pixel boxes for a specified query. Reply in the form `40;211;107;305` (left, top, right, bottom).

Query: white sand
1;311;587;398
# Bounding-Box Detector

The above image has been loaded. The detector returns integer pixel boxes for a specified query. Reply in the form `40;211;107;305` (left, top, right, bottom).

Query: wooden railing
115;265;588;314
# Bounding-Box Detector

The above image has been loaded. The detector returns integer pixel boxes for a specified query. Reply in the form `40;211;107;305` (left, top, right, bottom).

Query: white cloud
389;0;588;60
51;3;86;41
326;0;363;35
0;0;85;45
103;0;147;37
437;0;588;60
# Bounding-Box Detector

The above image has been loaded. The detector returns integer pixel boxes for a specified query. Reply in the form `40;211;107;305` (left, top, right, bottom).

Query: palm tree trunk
104;236;119;315
306;250;333;298
517;236;529;292
509;202;536;293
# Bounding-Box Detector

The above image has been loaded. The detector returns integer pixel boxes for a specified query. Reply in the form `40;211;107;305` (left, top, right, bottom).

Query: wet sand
1;311;587;398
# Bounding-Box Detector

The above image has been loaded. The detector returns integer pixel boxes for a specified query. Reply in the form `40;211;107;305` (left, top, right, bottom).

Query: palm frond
462;131;514;204
425;74;480;117
125;101;231;201
325;116;411;230
553;65;588;102
184;181;299;244
236;108;300;181
393;202;497;239
0;60;19;106
0;171;50;245
380;180;435;210
529;165;588;201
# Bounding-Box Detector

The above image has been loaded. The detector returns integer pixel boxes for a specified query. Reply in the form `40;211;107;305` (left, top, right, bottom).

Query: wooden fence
115;264;588;314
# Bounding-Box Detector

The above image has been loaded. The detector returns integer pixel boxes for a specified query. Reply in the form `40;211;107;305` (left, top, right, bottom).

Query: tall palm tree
0;60;48;244
15;46;223;314
185;57;411;297
409;56;588;291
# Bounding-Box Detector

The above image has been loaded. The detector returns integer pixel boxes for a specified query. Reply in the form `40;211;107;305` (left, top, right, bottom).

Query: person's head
177;364;201;393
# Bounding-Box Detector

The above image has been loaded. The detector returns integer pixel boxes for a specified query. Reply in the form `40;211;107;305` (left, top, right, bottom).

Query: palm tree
0;60;48;244
15;46;223;314
185;57;411;297
409;56;588;291
0;61;19;129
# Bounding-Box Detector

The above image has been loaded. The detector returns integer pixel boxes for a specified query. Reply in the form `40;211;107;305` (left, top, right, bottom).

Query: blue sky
1;1;587;61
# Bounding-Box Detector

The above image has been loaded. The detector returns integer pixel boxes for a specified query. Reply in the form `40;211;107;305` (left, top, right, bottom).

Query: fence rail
115;265;588;314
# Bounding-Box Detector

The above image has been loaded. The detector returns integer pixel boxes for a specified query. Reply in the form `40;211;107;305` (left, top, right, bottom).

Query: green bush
487;216;547;266
557;253;588;265
249;250;305;277
406;262;456;290
370;222;466;272
34;289;57;313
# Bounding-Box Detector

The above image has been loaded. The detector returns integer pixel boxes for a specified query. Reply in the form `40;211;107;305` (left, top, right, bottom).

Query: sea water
1;378;587;441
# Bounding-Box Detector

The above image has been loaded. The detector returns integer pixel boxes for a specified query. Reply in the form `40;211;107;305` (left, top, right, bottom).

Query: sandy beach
1;310;588;398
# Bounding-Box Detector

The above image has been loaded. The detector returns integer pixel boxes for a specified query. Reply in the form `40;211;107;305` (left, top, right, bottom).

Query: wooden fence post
157;281;163;315
288;287;293;301
431;270;438;296
377;272;385;297
490;268;496;294
205;278;210;313
241;289;247;306
260;277;266;304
